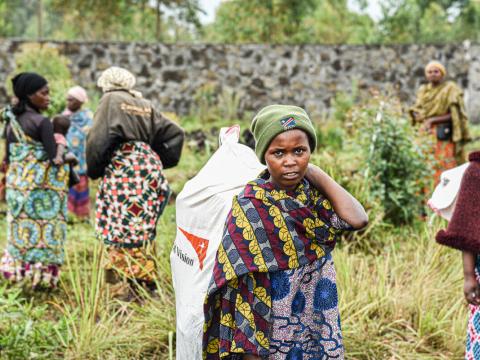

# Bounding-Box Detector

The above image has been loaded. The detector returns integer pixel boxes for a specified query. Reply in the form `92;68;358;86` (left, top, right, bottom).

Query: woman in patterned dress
0;72;69;288
203;105;368;359
63;86;93;220
409;61;471;184
86;67;184;297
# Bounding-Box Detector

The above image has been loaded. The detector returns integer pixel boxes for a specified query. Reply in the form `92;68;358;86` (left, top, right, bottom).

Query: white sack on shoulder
171;125;265;360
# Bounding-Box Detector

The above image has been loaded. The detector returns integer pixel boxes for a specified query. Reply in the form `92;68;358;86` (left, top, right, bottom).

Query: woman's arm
86;96;114;179
150;109;185;169
463;251;480;305
53;143;65;166
305;164;368;229
424;113;451;128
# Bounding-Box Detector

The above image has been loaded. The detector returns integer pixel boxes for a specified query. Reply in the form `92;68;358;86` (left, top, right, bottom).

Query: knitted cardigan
436;151;480;252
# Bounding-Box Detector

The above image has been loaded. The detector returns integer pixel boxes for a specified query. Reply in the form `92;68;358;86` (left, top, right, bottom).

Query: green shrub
352;97;432;225
7;43;73;117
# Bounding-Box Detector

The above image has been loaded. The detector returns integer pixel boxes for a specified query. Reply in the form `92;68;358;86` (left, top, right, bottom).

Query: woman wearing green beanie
203;104;368;359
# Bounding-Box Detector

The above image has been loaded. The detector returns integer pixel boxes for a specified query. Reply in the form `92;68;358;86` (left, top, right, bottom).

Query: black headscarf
11;72;48;115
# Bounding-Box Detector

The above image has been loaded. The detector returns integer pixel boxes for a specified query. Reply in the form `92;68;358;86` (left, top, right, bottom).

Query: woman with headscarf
62;86;93;220
0;72;69;288
87;66;184;298
203;105;368;359
409;60;471;183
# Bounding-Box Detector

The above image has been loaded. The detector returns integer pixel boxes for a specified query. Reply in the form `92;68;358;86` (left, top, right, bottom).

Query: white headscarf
97;66;142;97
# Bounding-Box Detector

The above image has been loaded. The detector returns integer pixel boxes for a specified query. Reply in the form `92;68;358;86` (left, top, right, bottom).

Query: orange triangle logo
178;227;209;270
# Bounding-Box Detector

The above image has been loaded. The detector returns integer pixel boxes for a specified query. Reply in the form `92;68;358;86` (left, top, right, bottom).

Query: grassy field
0;111;478;359
0;207;468;359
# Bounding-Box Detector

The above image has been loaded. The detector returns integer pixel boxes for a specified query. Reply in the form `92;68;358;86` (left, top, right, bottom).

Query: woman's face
66;96;82;112
264;129;311;191
426;66;444;85
28;85;50;111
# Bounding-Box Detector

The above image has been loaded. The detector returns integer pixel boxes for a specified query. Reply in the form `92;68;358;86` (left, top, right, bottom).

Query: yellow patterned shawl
409;81;470;143
202;173;341;359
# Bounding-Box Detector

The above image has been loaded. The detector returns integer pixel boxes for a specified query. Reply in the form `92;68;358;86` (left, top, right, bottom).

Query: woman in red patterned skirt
86;67;184;297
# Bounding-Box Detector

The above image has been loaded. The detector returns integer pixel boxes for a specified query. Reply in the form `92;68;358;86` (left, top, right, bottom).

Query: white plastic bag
428;163;469;221
171;125;265;359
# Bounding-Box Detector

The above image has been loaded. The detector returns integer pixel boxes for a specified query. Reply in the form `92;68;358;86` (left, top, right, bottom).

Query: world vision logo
178;227;209;270
280;116;296;130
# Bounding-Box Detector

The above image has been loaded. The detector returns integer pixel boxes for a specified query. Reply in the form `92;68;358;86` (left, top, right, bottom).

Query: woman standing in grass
436;151;480;359
0;72;69;288
203;105;368;359
63;86;93;220
409;61;470;183
87;67;184;299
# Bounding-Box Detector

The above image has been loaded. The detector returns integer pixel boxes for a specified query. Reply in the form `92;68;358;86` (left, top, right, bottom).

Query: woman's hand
421;119;432;133
53;156;64;166
464;275;480;305
463;252;480;305
412;111;423;123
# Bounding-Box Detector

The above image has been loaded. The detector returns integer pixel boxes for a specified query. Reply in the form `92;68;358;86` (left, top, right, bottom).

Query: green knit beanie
251;104;317;164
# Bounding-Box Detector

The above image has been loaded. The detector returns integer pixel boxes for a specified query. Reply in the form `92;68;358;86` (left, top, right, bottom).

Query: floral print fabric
466;257;480;360
66;109;92;176
0;108;69;288
95;141;170;283
269;254;344;359
431;124;458;184
66;109;93;218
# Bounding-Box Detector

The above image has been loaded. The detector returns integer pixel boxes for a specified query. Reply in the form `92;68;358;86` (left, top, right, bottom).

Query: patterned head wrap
425;61;446;77
67;86;88;103
97;66;139;96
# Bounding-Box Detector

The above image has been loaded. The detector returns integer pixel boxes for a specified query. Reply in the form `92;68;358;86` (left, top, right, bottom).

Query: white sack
171;125;265;359
428;163;469;221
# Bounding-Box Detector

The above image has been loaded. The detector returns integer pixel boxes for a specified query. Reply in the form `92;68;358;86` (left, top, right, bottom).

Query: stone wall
0;40;479;122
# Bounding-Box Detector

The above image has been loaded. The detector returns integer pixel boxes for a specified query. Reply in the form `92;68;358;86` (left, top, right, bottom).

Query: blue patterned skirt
269;253;343;359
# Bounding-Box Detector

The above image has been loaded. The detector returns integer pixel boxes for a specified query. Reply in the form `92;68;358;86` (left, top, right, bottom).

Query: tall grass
337;221;466;359
0;212;467;359
1;103;478;359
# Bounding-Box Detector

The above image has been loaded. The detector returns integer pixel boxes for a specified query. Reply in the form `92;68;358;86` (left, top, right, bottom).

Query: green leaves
206;0;480;45
0;0;203;42
1;0;479;43
205;0;372;44
0;285;66;359
356;98;432;224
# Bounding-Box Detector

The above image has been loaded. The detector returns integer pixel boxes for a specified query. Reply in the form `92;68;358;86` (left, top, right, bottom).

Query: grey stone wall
0;40;478;122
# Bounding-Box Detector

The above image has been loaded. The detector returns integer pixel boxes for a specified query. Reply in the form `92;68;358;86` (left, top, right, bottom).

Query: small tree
352;96;432;225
